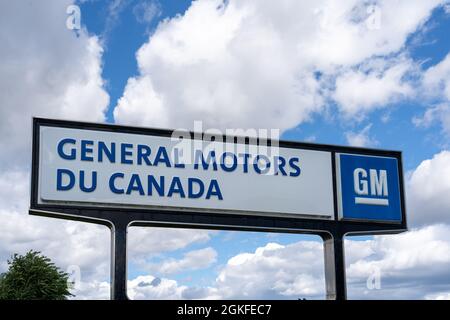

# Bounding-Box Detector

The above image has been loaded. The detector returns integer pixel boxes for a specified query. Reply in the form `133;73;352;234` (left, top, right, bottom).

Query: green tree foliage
0;250;73;300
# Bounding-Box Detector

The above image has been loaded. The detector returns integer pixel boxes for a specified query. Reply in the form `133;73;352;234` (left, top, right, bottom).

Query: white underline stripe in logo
354;197;389;206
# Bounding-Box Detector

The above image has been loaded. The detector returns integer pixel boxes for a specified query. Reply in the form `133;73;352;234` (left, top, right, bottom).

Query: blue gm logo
336;153;402;222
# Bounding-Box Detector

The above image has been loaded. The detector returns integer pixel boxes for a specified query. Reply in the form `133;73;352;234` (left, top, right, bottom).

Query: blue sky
75;0;450;299
1;0;450;300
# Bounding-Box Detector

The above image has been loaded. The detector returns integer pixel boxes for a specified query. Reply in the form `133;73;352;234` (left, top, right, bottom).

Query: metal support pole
322;232;347;300
110;220;129;300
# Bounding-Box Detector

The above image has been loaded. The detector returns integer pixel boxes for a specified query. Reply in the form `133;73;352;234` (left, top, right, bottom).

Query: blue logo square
337;153;402;222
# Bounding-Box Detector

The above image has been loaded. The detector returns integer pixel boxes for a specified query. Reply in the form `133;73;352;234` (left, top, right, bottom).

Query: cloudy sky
1;0;450;300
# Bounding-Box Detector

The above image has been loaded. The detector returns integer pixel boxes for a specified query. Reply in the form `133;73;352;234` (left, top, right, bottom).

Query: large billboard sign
29;118;407;300
37;125;334;219
30;118;407;232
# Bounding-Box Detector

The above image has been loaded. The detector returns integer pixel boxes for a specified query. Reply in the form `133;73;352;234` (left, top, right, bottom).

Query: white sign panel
38;126;334;218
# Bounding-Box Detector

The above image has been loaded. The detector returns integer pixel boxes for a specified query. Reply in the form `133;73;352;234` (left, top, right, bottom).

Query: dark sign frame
29;117;408;300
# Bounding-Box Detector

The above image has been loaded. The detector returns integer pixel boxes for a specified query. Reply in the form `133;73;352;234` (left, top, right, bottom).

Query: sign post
30;118;407;300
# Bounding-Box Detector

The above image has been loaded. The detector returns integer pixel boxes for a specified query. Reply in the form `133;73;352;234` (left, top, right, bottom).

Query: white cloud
71;280;110;300
127;275;187;300
128;227;211;256
126;274;221;300
345;123;378;147
412;53;450;138
215;241;325;299
153;247;217;275
333;58;415;117
302;0;444;69
0;170;29;213
102;0;130;41
73;275;209;301
114;0;323;131
114;0;444;131
113;76;168;127
0;166;111;281
426;292;450;300
423;53;450;101
346;225;450;299
413;103;450;137
407;150;450;226
128;227;215;279
133;0;162;25
0;208;111;285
